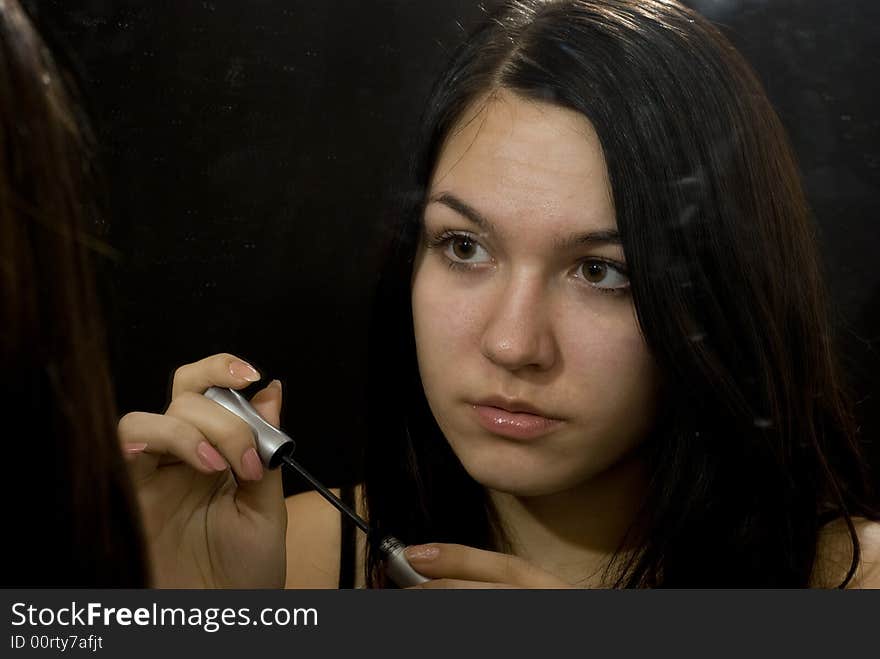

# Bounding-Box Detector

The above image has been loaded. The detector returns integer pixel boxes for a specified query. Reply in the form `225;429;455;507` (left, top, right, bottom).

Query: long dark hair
0;0;148;586
363;0;877;588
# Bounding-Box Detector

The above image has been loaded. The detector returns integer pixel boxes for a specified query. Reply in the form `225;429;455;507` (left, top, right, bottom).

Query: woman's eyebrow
427;191;621;248
427;192;498;234
552;229;621;250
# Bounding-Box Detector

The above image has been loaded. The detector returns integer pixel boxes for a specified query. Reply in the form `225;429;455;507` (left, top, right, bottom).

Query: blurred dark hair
0;0;148;586
363;0;878;587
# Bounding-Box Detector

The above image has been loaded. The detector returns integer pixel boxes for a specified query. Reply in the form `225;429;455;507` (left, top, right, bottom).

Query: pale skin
120;92;880;588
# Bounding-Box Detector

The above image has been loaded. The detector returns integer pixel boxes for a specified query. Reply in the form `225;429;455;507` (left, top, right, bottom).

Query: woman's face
411;91;661;497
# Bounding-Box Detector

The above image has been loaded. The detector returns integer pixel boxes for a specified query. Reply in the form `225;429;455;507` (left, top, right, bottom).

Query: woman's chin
459;456;592;498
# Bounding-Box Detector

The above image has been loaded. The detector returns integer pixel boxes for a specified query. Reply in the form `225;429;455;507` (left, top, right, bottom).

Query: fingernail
269;379;282;392
124;442;147;454
404;544;439;561
241;447;264;481
196;441;229;472
229;360;260;382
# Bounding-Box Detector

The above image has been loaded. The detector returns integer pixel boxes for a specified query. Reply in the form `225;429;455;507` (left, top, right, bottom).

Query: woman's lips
472;404;564;440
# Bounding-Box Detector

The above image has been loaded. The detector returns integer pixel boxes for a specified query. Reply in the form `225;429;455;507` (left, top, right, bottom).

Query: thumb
250;379;282;427
235;380;285;516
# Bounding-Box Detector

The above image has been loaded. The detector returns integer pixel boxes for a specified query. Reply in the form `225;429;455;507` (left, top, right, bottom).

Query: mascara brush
203;386;429;588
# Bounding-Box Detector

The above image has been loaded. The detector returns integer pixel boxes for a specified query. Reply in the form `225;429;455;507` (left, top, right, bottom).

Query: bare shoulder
811;516;880;588
284;483;366;588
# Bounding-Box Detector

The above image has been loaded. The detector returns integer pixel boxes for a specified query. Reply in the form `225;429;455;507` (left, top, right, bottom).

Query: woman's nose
479;276;557;372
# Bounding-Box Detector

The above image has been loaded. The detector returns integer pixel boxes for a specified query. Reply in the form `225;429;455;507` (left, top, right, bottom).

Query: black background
32;0;880;494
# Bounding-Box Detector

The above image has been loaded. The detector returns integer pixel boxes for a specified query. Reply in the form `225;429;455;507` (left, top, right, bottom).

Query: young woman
1;0;148;586
120;0;880;588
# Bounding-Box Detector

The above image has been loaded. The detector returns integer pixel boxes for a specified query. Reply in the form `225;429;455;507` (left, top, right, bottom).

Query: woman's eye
444;235;490;264
576;259;630;291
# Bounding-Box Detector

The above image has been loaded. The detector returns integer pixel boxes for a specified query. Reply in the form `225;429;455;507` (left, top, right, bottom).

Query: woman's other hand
118;353;287;588
403;543;574;589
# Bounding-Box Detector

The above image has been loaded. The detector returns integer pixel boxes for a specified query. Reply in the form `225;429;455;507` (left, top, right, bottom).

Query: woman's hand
403;543;574;589
118;353;287;588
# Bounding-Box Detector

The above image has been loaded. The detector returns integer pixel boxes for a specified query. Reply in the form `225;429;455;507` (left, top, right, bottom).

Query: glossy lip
470;396;565;440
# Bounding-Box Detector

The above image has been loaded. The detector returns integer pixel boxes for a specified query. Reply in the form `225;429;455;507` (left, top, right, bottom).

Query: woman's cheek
557;307;659;411
413;272;458;371
415;265;485;350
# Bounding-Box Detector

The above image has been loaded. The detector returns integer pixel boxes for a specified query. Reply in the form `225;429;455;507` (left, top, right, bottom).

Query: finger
117;411;222;483
171;353;261;400
249;379;282;427
235;459;284;524
403;543;569;587
235;380;285;516
166;391;264;483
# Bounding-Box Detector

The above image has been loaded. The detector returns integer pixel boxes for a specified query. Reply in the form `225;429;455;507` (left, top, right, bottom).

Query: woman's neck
487;451;648;587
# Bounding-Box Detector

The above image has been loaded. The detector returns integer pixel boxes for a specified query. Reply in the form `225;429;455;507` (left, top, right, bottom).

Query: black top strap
338;483;357;589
